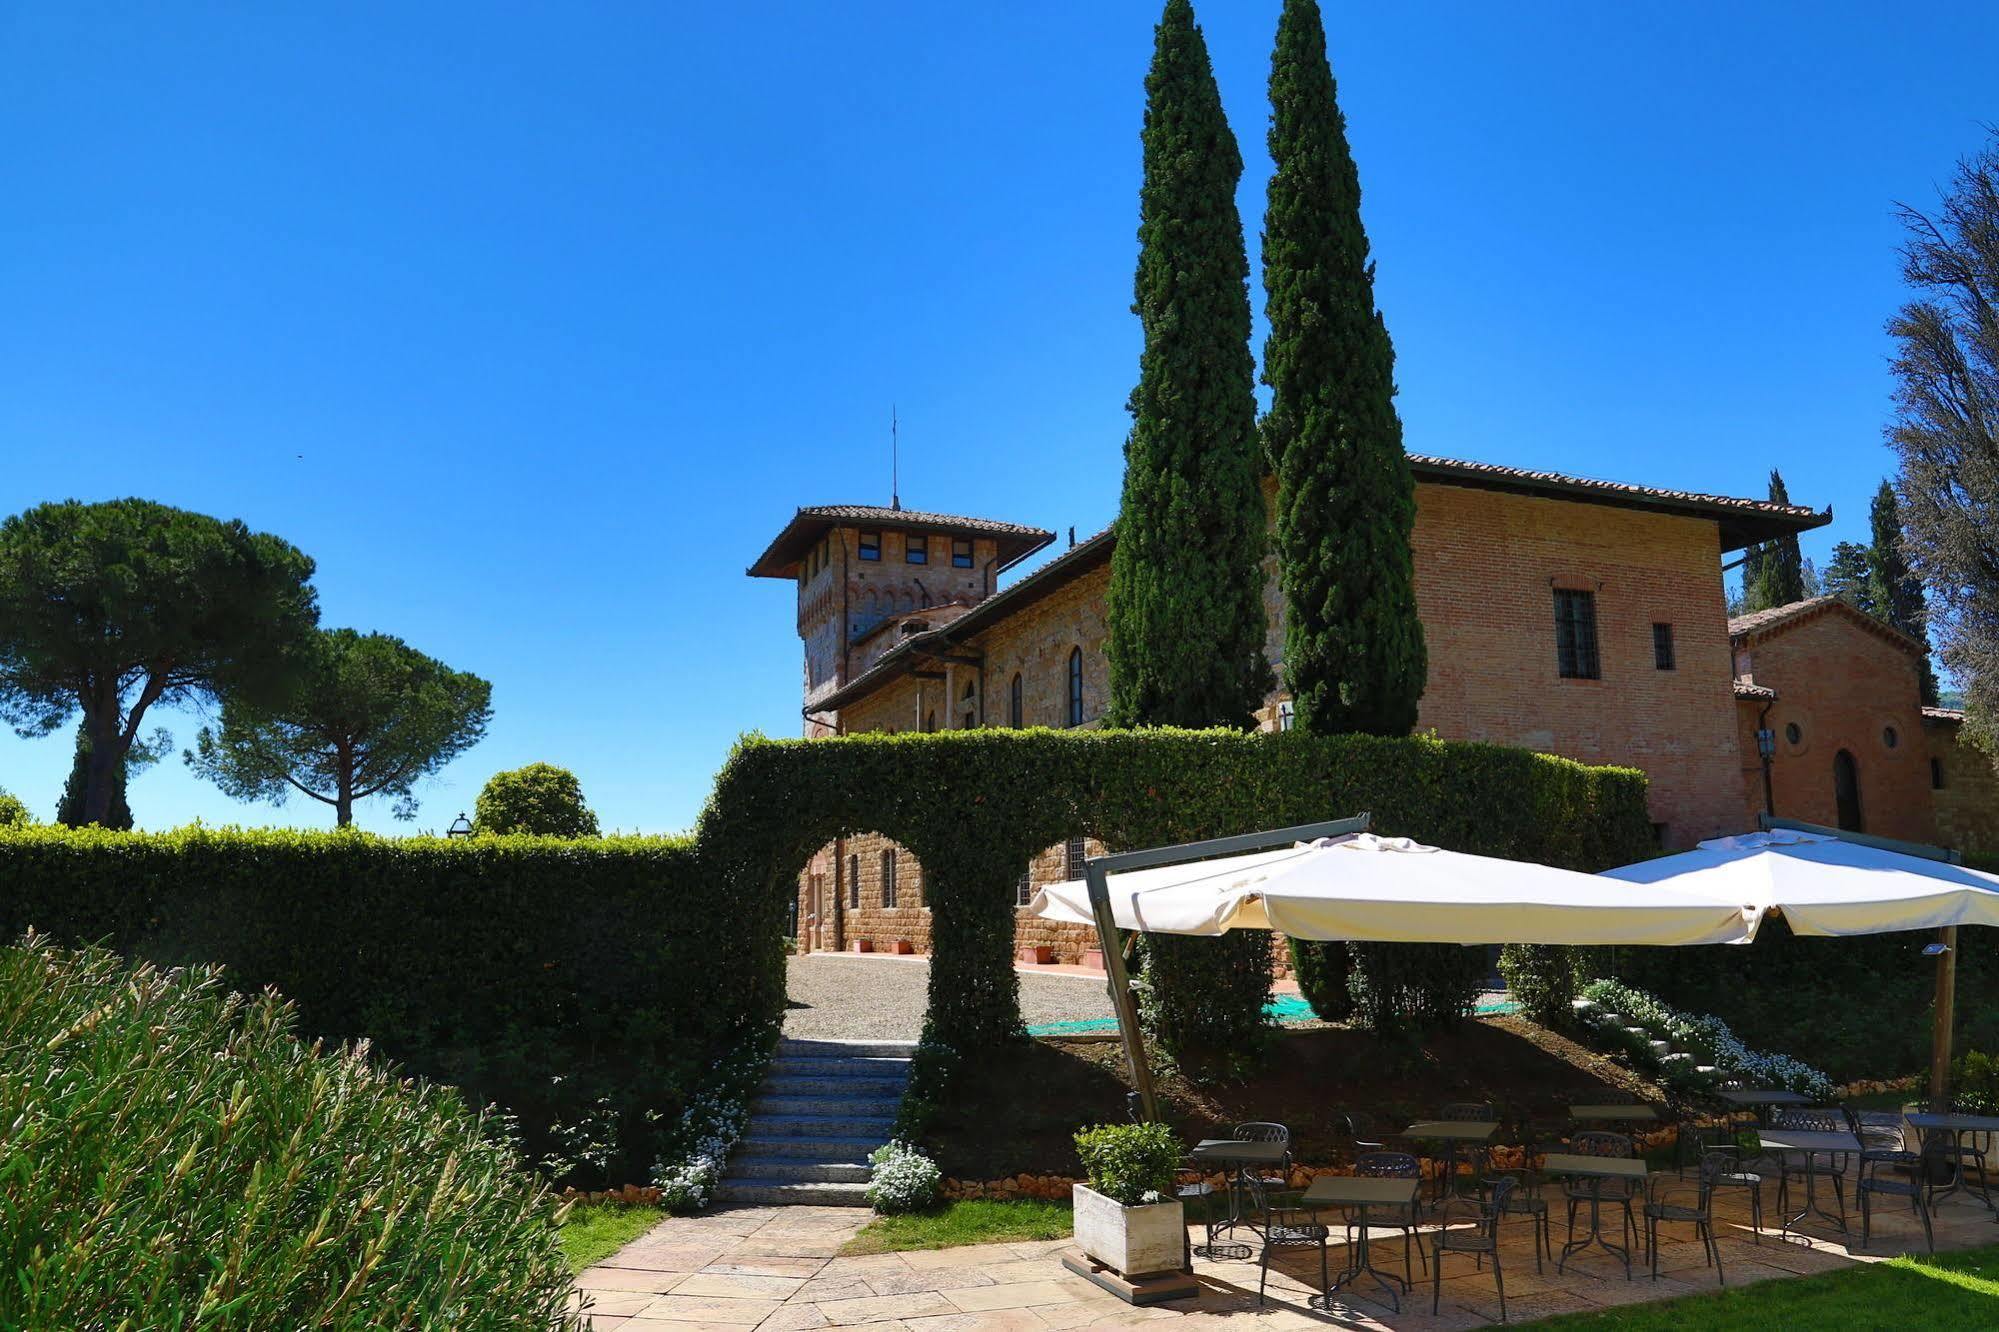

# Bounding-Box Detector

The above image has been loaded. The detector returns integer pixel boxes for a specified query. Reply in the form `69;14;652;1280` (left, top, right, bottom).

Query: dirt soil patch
924;1014;1655;1179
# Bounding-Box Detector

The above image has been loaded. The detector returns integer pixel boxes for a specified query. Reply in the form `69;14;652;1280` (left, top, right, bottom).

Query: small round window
1884;725;1900;749
1784;722;1802;746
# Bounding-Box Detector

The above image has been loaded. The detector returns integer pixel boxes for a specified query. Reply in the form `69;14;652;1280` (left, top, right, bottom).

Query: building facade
751;457;1996;959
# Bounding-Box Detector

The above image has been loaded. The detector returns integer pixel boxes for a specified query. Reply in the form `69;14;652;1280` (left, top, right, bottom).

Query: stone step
711;1177;872;1207
746;1112;899;1139
728;1155;872;1183
769;1056;913;1079
765;1073;910;1098
754;1094;903;1119
1647;1039;1672;1058
739;1134;888;1159
778;1038;921;1060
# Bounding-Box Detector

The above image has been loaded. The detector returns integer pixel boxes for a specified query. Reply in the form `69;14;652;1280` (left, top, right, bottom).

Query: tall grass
0;934;584;1330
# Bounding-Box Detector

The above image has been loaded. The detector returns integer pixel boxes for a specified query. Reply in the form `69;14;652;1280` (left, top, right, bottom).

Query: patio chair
1915;1098;1992;1205
1433;1176;1515;1322
1642;1152;1726;1285
1340;1110;1387;1158
1768;1106;1851;1230
1256;1201;1330;1306
1562;1131;1640;1257
1483;1126;1556;1273
1177;1160;1230;1264
1691;1141;1764;1245
1438;1101;1497;1187
1353;1150;1428;1284
1233;1121;1293;1211
1856;1122;1935;1254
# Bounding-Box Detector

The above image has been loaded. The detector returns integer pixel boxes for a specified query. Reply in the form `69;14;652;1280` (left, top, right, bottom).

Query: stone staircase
714;1037;916;1206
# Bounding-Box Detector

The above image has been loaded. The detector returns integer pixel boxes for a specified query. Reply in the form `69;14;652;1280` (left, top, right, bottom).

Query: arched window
1834;749;1863;832
1067;648;1084;727
1009;673;1024;728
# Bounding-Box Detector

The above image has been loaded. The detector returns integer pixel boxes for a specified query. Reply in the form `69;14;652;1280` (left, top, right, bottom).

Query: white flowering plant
866;1140;942;1214
1579;979;1832;1099
651;1018;780;1212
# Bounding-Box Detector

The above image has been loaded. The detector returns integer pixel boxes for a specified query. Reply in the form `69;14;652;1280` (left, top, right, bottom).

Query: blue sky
3;2;1994;833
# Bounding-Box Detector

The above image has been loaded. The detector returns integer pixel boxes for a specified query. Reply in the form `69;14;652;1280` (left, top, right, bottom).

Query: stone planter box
1072;1184;1184;1279
1016;945;1055;965
1082;949;1106;971
851;939;873;953
890;939;915;955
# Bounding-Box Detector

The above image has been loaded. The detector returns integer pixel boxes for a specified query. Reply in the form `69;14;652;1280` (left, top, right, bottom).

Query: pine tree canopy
1260;0;1424;737
1106;0;1270;729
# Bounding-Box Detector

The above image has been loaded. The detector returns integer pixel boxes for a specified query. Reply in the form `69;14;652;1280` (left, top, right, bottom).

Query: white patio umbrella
1032;832;1759;947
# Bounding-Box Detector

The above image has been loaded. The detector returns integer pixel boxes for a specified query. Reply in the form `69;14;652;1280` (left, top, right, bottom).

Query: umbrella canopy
1602;828;1999;936
1031;833;1758;946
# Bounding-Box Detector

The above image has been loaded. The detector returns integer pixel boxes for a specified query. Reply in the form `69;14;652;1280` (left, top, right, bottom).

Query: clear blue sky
3;2;1994;833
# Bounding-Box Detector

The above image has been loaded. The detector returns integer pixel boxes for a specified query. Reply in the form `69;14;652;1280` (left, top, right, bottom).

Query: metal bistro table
1401;1120;1500;1205
1758;1127;1862;1238
1191;1138;1290;1252
1541;1152;1647;1278
1906;1112;1999;1214
1716;1088;1812;1129
1301;1173;1421;1313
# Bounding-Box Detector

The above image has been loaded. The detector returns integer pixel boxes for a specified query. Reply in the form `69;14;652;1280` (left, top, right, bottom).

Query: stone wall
1927;719;1999;858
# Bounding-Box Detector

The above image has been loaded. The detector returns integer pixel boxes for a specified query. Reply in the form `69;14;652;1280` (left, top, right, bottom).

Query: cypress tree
1105;0;1270;730
1868;480;1940;705
1261;0;1425;736
54;722;133;830
1743;469;1807;610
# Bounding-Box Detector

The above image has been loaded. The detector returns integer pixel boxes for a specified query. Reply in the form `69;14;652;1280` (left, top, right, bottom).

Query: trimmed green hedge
0;825;776;1188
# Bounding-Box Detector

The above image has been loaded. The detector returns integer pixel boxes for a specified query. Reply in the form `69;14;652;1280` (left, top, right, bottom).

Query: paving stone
577;1268;692;1294
941;1281;1088;1313
672;1270;812;1300
760;1305;837;1331
703;1256;832;1279
815;1291;963;1325
866;1265;998;1295
624;1295;783;1325
577;1289;668;1318
900;1312;1052;1331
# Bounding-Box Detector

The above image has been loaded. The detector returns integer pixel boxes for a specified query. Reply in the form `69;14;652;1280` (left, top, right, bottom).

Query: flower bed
1577;978;1833;1100
651;1018;780;1211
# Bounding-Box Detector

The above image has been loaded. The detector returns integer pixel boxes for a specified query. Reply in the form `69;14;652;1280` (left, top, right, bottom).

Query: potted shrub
1071;1122;1184;1278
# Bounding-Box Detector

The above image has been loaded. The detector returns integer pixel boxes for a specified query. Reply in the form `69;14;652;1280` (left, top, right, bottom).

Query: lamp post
446;812;474;839
1755;726;1777;817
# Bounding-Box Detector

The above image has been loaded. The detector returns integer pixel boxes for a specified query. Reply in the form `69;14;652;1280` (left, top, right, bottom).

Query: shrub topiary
475;761;600;837
1288;936;1354;1022
1073;1122;1182;1206
0;935;582;1330
1498;943;1577;1027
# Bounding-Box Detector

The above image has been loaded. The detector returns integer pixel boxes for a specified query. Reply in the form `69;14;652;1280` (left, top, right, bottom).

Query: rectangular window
1277;699;1295;732
906;534;928;565
1065;837;1087;881
1933;757;1946;790
881;849;897;907
1016;871;1032;908
858;531;880;561
1554;589;1601;680
1652;622;1675;671
848;854;860;909
951;537;974;568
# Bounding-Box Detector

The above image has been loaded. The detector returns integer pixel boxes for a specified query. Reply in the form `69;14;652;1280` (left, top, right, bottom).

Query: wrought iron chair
1233;1121;1293;1214
1340;1110;1387;1157
1437;1102;1497;1189
1178;1158;1234;1263
1484;1126;1556;1273
1768;1106;1851;1230
1563;1131;1640;1256
1917;1097;1992;1207
1857;1122;1936;1253
1256;1200;1330;1306
1642;1152;1726;1284
1433;1176;1515;1322
1353;1150;1427;1285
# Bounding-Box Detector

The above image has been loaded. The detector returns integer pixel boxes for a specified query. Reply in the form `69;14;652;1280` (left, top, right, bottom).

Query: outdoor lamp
1924;941;1952;956
446;812;474;838
1755;728;1776;761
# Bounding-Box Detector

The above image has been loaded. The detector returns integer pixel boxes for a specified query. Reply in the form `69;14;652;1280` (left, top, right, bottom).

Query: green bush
1953;1050;1999;1114
1073;1122;1182;1206
1288;936;1354;1022
0;788;28;827
1346;941;1487;1034
475;761;600;837
0;935;582;1330
0;824;774;1187
1134;931;1274;1078
1499;943;1577;1027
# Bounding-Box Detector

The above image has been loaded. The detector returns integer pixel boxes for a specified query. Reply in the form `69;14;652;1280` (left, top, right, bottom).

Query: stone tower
748;505;1052;735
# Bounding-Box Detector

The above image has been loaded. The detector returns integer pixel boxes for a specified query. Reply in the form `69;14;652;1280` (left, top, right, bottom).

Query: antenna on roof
891;405;901;512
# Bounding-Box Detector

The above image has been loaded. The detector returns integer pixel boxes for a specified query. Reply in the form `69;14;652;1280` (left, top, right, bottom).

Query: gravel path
782;953;1116;1041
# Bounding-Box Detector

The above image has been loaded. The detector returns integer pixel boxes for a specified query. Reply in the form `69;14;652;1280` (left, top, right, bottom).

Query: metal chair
1437;1102;1497;1189
1353;1150;1428;1285
1340;1110;1387;1157
1563;1131;1640;1258
1857;1122;1936;1253
1916;1098;1992;1207
1769;1106;1851;1230
1178;1163;1231;1264
1433;1176;1515;1322
1233;1121;1293;1213
1643;1152;1726;1284
1256;1202;1329;1306
1484;1127;1555;1274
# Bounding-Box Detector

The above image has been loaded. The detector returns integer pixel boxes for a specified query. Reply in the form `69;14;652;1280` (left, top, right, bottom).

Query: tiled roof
1728;596;1926;657
1409;456;1828;553
1732;680;1778;701
1923;706;1965;725
748;505;1053;578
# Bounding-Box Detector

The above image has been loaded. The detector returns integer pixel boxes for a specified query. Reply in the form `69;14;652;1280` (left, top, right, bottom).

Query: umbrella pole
1085;859;1159;1122
1930;925;1959;1108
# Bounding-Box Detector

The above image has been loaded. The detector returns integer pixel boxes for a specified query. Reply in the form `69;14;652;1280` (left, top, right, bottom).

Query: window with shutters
1554;589;1601;679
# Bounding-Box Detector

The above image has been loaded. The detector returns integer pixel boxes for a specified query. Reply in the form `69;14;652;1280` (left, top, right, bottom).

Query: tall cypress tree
1105;0;1270;730
1869;480;1940;705
54;722;133;830
1261;0;1424;736
1743;469;1807;611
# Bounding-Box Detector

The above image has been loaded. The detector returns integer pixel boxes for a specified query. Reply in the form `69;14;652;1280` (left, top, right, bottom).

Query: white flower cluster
651;1025;776;1212
1580;979;1832;1099
866;1139;941;1214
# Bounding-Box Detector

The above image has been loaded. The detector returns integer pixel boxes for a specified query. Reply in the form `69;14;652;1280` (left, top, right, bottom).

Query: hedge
0;825;777;1188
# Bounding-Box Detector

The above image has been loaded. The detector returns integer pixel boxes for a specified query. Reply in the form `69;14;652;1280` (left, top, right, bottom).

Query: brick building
750;456;1997;958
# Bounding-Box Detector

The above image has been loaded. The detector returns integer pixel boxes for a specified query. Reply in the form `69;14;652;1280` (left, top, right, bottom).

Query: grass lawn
560;1203;663;1273
840;1199;1073;1255
1515;1243;1999;1329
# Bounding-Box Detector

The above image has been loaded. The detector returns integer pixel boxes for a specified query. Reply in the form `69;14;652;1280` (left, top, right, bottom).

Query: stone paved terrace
573;1175;1998;1330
